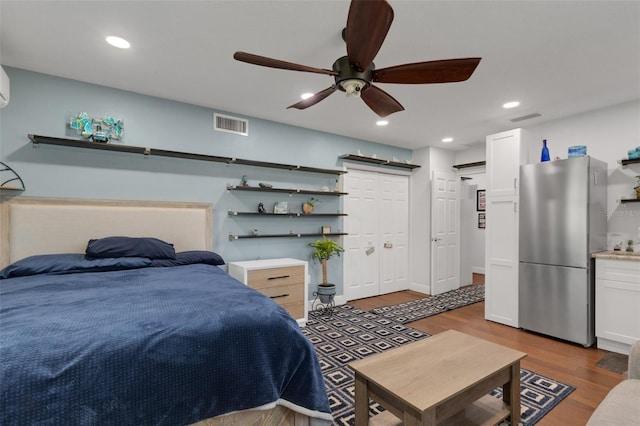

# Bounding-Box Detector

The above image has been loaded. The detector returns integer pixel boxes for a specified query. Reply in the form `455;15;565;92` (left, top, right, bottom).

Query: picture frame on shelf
478;213;486;229
322;225;331;234
476;190;486;211
273;201;288;214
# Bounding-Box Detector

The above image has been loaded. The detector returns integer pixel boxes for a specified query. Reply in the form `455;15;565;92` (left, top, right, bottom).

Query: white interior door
379;174;410;294
344;169;409;301
344;169;380;300
431;170;460;295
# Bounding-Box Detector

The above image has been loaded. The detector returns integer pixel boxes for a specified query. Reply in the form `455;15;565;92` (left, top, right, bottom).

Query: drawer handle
268;275;290;280
270;294;290;299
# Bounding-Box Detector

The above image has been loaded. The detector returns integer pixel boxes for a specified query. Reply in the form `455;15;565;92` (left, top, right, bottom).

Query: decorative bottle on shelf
541;139;550;162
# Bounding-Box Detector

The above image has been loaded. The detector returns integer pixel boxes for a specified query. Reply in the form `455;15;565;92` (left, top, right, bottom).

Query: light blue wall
0;67;412;296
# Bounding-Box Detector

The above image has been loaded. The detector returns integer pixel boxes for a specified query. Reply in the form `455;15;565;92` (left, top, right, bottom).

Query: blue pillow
86;236;176;259
0;253;152;279
150;251;225;267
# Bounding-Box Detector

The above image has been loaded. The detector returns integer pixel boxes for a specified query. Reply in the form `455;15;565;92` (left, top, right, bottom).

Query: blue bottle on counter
541;139;550;162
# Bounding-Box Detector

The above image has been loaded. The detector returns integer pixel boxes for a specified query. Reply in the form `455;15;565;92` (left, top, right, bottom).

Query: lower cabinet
595;258;640;355
228;258;308;327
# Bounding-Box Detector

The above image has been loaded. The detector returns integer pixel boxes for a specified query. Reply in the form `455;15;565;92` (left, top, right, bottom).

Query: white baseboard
410;281;431;296
472;266;485;274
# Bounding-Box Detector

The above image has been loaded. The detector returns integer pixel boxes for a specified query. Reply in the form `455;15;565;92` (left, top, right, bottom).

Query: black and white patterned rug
370;285;485;324
304;305;575;426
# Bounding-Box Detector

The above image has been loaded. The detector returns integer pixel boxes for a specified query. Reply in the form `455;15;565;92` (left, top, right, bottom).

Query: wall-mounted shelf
229;210;347;217
620;158;640;167
620;198;640;203
339;154;420;170
229;232;347;241
28;134;346;175
226;184;347;196
453;161;486;169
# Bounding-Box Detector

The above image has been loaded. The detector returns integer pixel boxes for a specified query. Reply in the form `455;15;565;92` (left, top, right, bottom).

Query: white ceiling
1;1;639;151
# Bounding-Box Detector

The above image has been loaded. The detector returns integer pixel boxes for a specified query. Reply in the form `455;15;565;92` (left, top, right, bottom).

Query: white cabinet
484;129;528;327
595;258;640;355
228;258;309;327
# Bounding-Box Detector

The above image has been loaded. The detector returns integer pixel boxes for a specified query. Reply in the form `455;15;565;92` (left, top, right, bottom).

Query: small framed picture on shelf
322;225;331;234
273;201;288;214
478;213;486;229
476;190;486;212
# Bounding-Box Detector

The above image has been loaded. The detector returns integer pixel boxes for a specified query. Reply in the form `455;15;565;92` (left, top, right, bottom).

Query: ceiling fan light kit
233;0;481;117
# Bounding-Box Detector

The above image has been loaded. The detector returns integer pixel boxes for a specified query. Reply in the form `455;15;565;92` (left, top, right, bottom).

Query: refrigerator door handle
593;171;598;186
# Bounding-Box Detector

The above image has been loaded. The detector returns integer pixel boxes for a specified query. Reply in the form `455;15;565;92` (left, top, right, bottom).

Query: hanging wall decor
69;112;124;143
478;213;486;229
476;190;486;211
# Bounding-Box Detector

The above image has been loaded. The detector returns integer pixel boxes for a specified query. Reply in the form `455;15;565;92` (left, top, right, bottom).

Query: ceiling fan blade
360;85;404;117
346;0;394;72
287;86;338;110
373;58;482;84
234;51;338;76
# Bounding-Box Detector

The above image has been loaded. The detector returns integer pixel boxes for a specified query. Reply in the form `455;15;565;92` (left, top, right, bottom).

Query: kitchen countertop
592;250;640;261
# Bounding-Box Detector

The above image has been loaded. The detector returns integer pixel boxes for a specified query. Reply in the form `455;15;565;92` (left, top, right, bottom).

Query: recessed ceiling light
376;120;389;126
301;93;314;100
106;36;130;49
503;101;520;109
442;137;453;143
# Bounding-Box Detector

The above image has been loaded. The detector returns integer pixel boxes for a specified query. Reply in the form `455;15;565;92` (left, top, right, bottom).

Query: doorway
343;168;410;301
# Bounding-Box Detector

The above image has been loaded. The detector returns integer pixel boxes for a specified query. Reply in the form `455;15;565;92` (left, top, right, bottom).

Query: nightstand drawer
261;283;304;313
227;258;309;327
247;266;304;289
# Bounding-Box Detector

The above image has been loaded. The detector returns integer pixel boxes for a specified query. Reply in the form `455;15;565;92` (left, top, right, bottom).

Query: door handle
432;237;442;242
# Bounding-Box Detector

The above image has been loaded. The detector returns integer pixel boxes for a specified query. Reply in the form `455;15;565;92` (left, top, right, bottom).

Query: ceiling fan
233;0;481;118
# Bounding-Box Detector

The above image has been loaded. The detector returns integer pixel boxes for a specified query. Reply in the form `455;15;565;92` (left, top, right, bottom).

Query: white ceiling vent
214;113;248;136
510;113;542;123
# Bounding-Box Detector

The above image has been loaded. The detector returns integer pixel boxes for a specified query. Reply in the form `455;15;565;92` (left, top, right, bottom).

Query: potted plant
309;236;344;303
635;176;640;199
302;197;321;215
627;240;634;252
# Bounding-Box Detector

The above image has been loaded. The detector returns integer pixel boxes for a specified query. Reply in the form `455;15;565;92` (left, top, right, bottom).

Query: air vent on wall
510;113;541;123
214;113;248;136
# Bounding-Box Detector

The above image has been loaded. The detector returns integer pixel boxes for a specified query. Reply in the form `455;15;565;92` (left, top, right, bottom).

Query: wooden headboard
0;197;213;268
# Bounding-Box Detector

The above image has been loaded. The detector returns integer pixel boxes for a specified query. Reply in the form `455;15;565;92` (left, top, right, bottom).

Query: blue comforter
0;264;331;425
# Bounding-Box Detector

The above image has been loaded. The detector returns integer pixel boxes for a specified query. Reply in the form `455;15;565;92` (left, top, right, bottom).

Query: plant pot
302;203;314;214
635;187;640;199
317;283;336;304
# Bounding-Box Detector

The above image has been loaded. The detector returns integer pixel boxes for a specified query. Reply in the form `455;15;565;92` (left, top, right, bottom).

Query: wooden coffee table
348;329;527;426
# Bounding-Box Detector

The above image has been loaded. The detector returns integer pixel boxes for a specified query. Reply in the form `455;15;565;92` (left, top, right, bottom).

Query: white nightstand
228;258;309;327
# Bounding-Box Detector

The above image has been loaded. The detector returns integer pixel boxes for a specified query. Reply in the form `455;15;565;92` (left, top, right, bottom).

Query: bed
0;197;332;426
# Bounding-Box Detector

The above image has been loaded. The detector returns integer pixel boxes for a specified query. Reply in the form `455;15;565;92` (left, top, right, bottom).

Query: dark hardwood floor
348;276;623;426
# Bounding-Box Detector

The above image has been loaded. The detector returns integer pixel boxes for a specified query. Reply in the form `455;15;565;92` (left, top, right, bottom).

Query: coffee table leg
502;362;521;425
354;373;369;426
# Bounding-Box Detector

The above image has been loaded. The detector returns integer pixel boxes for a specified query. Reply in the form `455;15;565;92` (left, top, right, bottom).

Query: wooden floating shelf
339;154;420;170
453;161;486;169
228;210;346;217
229;232;347;241
620;158;640;167
227;184;347;196
28;134;346;175
620;198;640;203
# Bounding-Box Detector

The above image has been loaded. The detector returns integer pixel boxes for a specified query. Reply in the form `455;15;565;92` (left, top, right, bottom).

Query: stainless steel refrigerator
519;156;607;346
